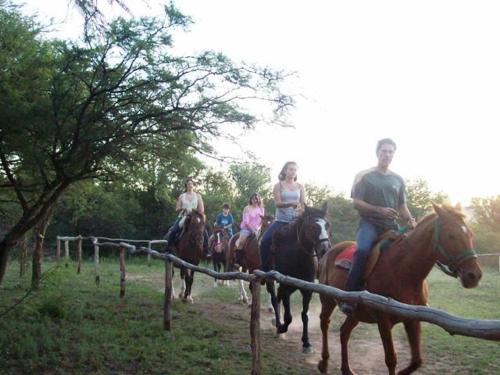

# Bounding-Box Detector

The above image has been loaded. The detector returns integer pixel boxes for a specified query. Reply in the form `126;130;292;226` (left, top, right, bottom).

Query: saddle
334;230;406;280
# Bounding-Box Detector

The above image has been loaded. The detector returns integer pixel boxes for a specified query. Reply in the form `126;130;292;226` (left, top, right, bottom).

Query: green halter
433;217;477;272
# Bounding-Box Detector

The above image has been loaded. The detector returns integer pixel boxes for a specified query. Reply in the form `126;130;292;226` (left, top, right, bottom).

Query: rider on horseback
165;178;208;251
215;203;234;237
340;138;416;315
235;193;264;251
259;161;306;271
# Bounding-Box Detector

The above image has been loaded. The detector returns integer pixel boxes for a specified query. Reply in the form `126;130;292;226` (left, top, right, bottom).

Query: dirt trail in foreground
135;270;456;374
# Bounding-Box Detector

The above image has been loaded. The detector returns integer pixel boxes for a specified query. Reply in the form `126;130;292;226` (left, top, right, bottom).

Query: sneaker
339;302;355;315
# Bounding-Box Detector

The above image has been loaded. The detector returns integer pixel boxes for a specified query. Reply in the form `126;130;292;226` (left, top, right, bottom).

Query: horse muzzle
457;258;482;288
315;239;331;259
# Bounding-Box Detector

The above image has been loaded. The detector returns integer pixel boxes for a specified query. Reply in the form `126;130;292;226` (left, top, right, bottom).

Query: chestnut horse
269;205;331;353
227;214;274;303
170;209;206;303
317;203;482;374
210;224;230;286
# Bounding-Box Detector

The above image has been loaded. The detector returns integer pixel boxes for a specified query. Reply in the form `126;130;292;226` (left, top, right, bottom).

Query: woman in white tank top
166;178;206;250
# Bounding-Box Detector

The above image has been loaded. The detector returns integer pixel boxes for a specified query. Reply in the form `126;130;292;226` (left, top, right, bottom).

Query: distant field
1;257;500;374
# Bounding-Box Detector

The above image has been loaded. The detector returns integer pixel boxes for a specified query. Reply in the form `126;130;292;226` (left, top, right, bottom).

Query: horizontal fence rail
56;235;500;374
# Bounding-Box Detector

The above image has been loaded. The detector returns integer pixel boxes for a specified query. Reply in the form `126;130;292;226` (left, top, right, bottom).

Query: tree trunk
31;211;53;290
0;180;69;285
19;234;28;278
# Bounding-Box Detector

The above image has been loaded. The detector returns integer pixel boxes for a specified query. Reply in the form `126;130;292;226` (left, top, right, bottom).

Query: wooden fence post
77;236;82;274
250;278;261;375
93;239;100;286
64;240;69;267
56;237;61;264
119;245;126;298
164;259;173;330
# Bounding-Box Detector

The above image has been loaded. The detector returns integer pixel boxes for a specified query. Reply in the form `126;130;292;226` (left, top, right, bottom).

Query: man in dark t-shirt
340;138;416;315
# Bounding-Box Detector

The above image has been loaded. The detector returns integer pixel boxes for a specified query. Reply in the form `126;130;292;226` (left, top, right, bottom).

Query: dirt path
134;269;456;374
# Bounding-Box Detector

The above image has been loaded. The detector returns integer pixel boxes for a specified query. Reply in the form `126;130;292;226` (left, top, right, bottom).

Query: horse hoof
178;293;183;299
277;325;288;334
302;346;314;354
318;360;328;373
187;296;194;304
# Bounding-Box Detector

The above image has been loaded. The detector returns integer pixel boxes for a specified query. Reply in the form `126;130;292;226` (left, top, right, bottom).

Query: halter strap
433;217;477;272
295;218;330;258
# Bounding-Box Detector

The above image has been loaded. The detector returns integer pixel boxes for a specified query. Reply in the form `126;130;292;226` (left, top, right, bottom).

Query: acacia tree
0;4;292;283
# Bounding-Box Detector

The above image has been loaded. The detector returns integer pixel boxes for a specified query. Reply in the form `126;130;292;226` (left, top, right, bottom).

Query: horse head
431;203;482;288
212;224;227;253
296;204;331;258
185;209;205;244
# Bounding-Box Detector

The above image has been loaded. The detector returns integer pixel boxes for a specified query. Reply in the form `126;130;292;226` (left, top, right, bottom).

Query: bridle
296;216;331;258
433;217;477;277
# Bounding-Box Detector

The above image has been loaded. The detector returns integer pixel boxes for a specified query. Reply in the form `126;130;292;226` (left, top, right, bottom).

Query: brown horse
210;224;231;287
317;203;482;374
227;214;274;303
171;209;206;303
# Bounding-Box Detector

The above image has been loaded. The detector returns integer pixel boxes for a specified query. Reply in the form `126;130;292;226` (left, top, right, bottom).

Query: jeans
344;218;387;291
259;221;288;272
167;217;181;245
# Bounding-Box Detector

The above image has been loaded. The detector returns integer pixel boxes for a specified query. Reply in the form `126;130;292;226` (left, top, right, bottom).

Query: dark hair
278;161;298;181
184;178;195;191
222;203;230;210
376;138;397;152
248;193;261;206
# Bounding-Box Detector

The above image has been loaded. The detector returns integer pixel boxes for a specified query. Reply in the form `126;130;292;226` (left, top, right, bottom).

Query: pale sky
25;0;500;205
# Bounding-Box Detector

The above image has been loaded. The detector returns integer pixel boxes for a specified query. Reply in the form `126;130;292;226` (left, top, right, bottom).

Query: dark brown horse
227;214;274;303
210;224;230;287
269;206;331;353
171;209;206;303
317;203;482;374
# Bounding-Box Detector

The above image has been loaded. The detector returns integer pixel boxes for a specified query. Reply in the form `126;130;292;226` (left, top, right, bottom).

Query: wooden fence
56;235;500;375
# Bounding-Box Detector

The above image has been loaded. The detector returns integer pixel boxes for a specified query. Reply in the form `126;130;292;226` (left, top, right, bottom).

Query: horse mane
416;204;465;227
440;204;466;220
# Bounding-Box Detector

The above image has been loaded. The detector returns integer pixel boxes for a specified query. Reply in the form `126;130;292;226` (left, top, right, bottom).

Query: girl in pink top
235;193;264;250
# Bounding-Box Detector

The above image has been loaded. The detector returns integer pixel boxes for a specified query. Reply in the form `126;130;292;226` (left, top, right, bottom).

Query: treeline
1;1;499;288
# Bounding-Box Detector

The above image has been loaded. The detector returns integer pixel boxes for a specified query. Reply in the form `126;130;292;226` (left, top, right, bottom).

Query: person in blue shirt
215;203;234;237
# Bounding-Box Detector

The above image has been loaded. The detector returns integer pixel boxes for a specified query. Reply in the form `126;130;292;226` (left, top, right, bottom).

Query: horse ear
321;201;328;214
432;202;446;217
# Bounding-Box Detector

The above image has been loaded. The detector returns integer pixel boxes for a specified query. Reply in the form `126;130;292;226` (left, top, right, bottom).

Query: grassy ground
1;257;500;374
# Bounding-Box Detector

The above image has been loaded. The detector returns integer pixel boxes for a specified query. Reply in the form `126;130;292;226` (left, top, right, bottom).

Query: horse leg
213;259;218;288
179;267;186;299
377;318;397;375
277;286;292;334
340;316;359;375
239;279;249;304
267;293;273;313
184;269;194;303
300;289;313;353
266;281;281;330
398;321;422;375
318;296;336;373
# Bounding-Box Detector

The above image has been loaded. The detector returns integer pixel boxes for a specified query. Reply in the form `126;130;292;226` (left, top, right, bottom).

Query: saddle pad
334;244;357;270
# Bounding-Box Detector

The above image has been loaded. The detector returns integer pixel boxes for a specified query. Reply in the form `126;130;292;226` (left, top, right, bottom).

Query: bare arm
399;203;416;229
175;195;183;213
197;193;205;215
299;184;306;207
352;198;398;219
